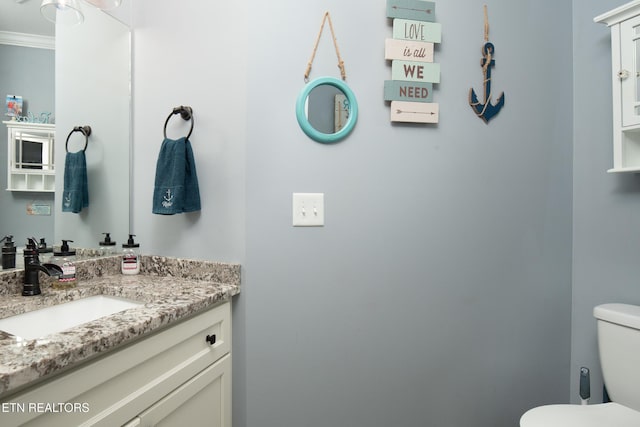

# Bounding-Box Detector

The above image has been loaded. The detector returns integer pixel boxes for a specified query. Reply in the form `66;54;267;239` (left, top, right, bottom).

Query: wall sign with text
384;0;441;124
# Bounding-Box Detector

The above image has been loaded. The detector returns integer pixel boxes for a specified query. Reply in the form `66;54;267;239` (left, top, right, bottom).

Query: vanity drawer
1;301;231;427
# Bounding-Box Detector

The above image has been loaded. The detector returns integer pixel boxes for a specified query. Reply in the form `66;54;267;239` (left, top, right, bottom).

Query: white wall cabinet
596;1;640;172
3;121;55;191
0;301;232;427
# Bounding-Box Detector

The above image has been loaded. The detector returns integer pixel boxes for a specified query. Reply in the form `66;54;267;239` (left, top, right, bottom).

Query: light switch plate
292;193;324;227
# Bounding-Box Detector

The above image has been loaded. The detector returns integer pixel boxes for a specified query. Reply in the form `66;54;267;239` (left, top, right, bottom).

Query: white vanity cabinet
596;1;640;172
0;301;231;427
3;121;55;191
122;356;230;427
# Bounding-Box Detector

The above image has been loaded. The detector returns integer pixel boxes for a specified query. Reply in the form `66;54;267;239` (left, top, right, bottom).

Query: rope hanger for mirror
65;126;91;152
304;11;347;82
163;105;194;140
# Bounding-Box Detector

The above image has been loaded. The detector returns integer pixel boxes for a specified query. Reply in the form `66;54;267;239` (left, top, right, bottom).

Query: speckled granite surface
0;255;240;397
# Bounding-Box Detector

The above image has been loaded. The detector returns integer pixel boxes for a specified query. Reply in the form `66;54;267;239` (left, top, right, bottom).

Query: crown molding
0;31;55;50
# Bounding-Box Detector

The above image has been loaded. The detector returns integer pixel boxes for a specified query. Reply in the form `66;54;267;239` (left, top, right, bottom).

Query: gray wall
0;44;54;245
131;0;247;262
243;1;572;426
571;0;640;404
131;0;573;426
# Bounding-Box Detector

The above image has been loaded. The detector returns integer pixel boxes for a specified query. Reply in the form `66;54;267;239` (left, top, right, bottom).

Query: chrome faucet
22;238;62;296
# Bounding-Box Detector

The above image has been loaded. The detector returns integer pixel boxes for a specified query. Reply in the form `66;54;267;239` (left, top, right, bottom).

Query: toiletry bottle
99;232;117;255
1;235;16;269
121;234;140;275
38;238;53;255
52;240;77;289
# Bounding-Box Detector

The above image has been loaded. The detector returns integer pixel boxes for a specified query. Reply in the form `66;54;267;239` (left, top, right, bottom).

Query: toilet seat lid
520;403;640;427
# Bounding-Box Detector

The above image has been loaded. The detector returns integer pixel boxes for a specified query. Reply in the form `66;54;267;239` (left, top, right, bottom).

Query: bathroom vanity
0;256;240;427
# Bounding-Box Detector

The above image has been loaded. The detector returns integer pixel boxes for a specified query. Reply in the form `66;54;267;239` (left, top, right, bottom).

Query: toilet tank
594;303;640;411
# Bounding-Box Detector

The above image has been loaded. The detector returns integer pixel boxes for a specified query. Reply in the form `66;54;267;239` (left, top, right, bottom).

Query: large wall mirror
0;1;131;258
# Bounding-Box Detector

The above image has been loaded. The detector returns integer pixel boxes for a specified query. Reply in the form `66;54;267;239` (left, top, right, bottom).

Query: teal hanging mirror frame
296;76;358;144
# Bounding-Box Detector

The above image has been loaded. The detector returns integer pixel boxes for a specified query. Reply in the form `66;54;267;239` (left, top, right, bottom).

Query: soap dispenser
121;234;140;275
99;233;117;255
1;235;16;269
52;240;77;289
38;238;53;254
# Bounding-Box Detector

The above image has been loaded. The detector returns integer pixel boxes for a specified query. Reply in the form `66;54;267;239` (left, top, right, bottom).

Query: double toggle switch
292;193;325;227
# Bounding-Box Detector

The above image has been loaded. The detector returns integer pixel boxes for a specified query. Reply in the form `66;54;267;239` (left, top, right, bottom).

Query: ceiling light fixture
40;0;84;26
40;0;122;26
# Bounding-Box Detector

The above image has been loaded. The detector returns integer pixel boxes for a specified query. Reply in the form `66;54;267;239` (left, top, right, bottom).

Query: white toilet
520;303;640;426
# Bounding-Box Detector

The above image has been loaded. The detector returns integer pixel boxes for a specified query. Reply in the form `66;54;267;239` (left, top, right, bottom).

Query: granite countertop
0;255;240;398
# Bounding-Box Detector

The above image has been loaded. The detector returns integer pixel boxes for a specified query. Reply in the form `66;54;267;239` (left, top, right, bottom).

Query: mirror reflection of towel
152;137;201;215
62;151;89;214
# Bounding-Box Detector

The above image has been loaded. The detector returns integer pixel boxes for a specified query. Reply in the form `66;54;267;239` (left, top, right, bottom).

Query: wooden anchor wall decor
469;5;504;123
384;0;442;124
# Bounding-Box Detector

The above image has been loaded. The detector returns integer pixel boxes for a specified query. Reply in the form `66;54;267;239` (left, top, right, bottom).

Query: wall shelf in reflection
3;121;55;192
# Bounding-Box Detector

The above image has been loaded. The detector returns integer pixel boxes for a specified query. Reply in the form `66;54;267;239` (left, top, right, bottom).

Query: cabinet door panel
137;354;231;427
620;15;640;127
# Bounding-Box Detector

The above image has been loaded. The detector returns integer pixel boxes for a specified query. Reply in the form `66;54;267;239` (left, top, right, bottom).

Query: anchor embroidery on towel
64;194;71;208
162;189;174;208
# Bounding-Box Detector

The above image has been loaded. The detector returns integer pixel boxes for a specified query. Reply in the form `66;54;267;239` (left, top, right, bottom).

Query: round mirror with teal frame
296;76;358;144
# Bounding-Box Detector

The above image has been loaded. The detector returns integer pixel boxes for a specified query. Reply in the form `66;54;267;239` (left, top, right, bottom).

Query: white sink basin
0;295;143;340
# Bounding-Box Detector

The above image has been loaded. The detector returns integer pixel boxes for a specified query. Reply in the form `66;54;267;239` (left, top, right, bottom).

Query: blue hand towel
152;137;201;215
62;151;89;213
